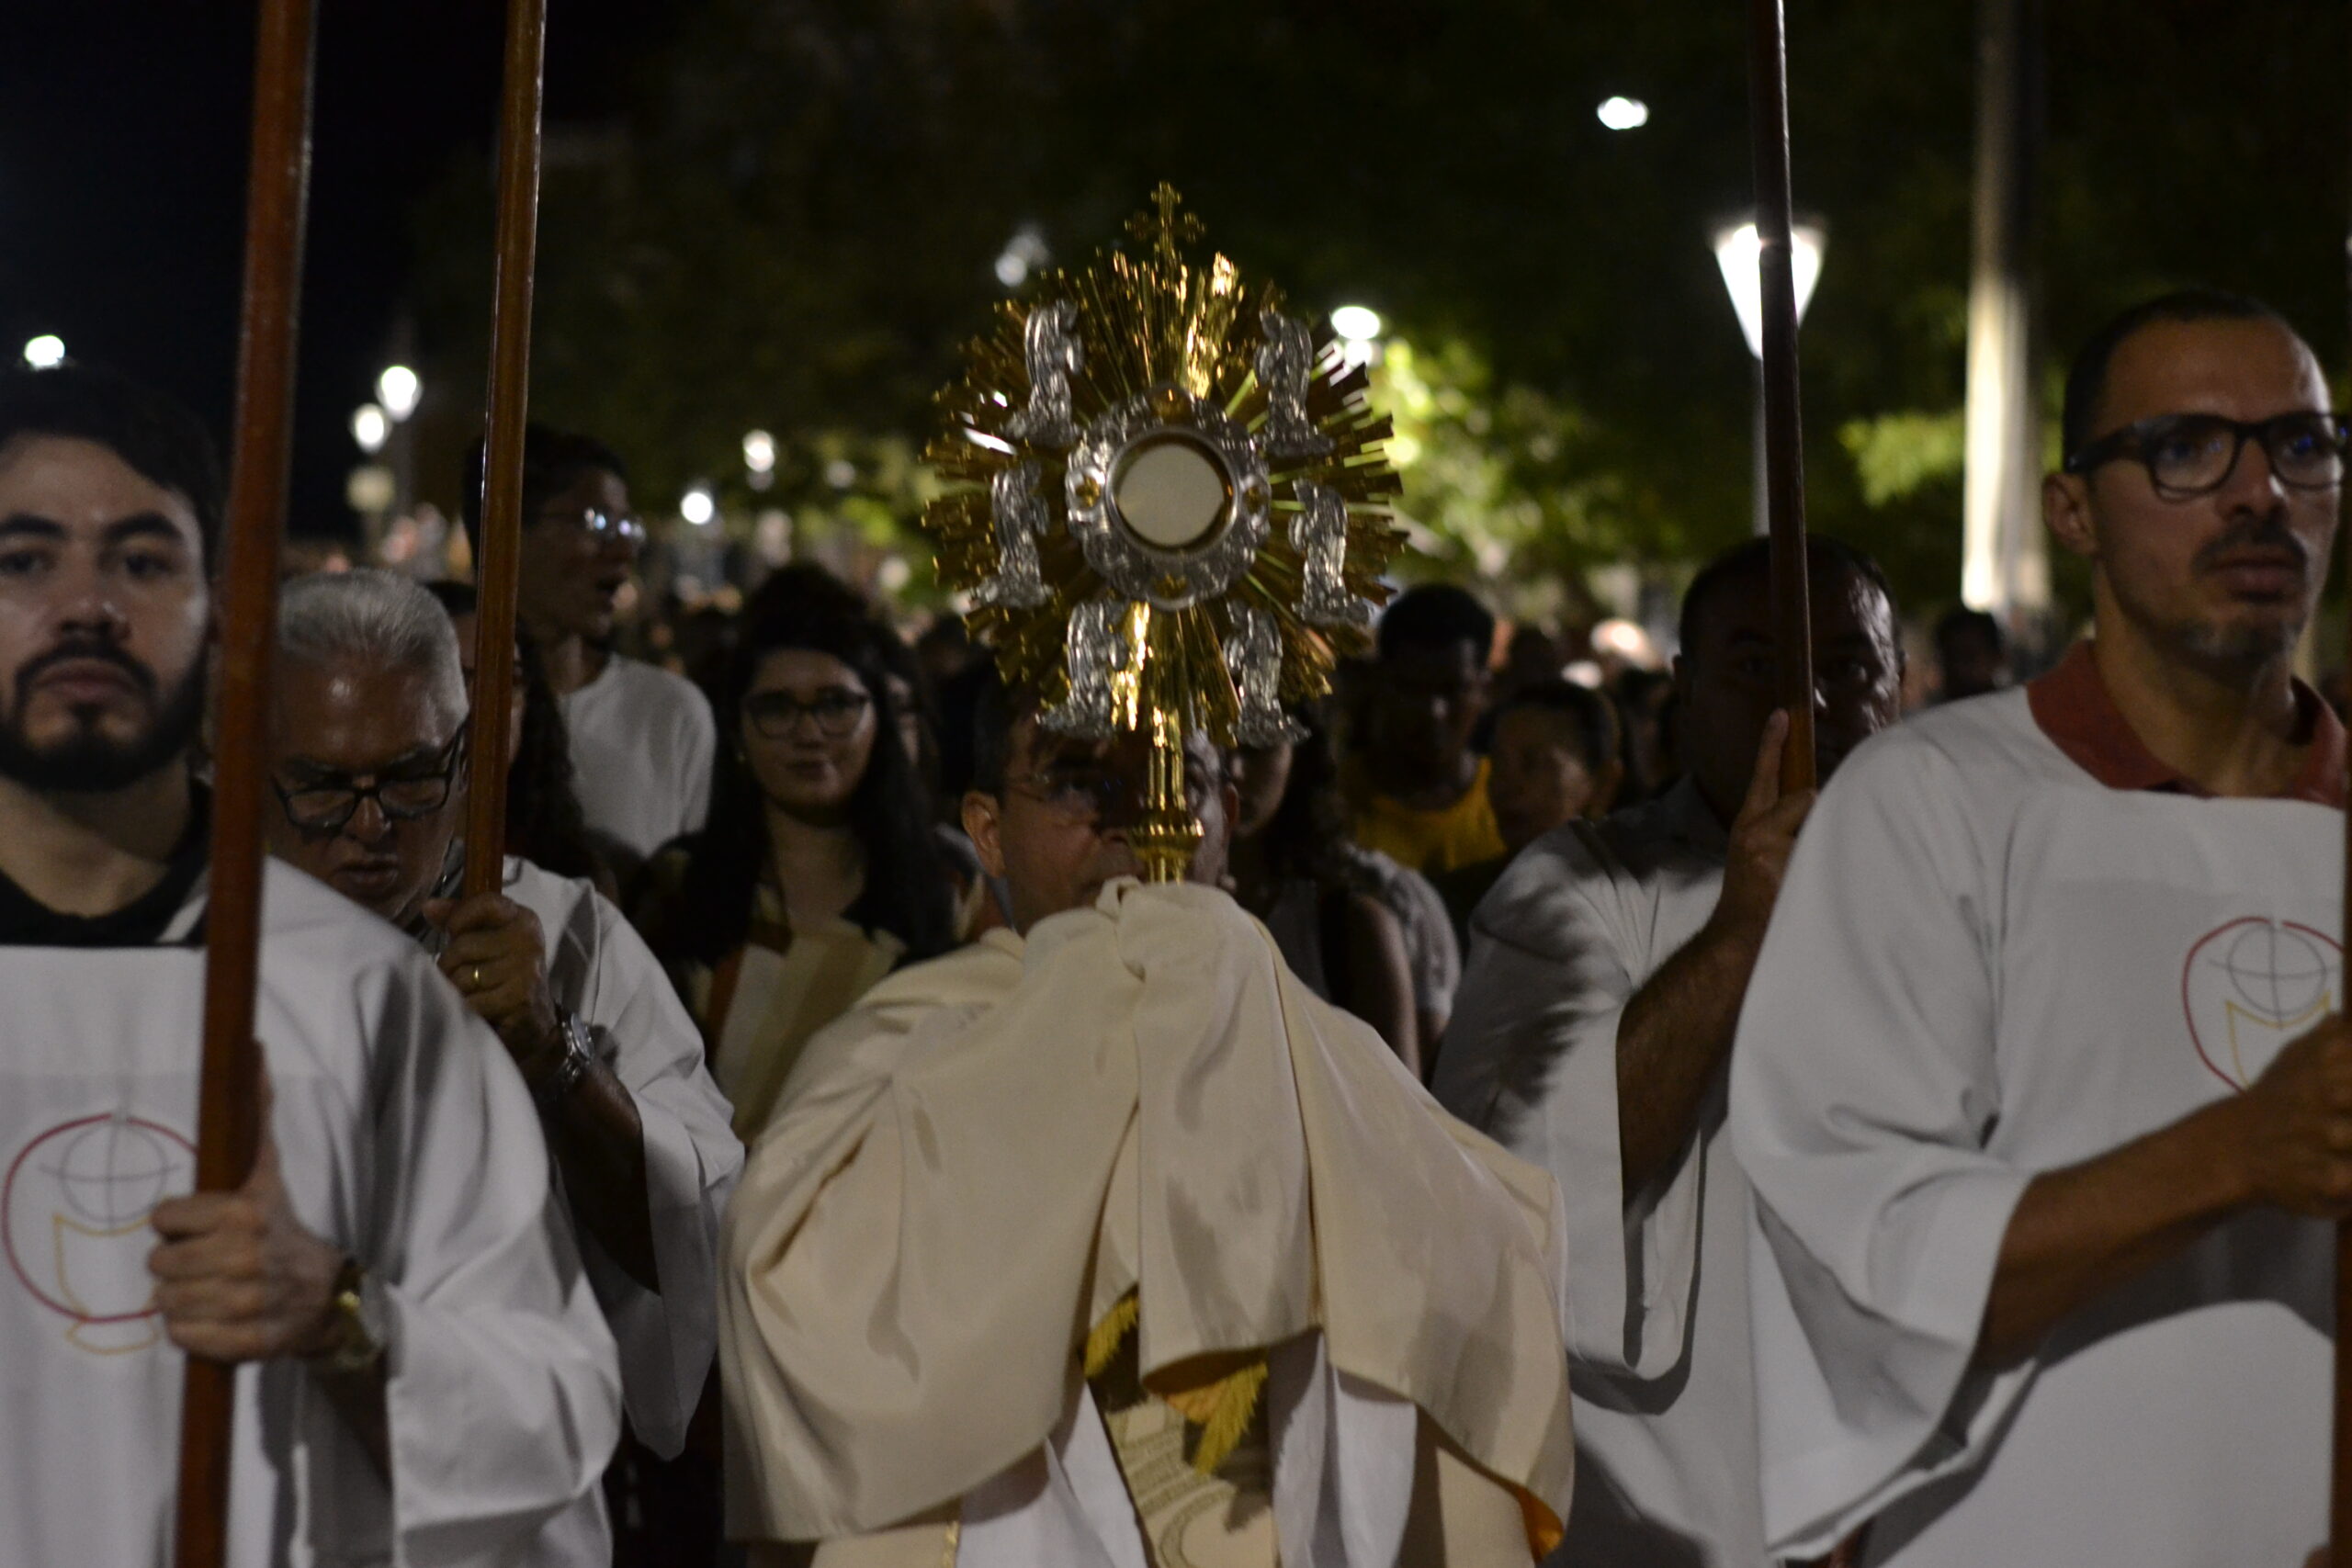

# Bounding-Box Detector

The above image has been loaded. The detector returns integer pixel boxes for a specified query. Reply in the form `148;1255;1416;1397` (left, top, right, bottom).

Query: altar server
1435;535;1902;1566
262;570;743;1551
1731;291;2352;1566
0;362;620;1566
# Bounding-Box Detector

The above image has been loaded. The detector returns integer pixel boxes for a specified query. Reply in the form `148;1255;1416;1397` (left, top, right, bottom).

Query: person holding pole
1730;290;2351;1566
1433;535;1904;1567
0;364;621;1566
259;568;742;1565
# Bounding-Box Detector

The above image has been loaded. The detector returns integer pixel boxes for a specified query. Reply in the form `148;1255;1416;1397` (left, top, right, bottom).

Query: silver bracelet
535;1011;596;1110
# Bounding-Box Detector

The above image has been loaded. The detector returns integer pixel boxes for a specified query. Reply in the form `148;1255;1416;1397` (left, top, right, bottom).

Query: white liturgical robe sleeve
0;863;621;1568
1437;810;1713;1380
1728;734;2030;1557
506;858;742;1457
1731;698;2339;1566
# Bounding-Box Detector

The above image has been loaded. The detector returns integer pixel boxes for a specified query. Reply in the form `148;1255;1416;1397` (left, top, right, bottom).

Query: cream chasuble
719;880;1575;1563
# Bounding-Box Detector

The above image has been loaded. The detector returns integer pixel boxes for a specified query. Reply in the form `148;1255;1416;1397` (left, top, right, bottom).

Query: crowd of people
4;281;2349;1568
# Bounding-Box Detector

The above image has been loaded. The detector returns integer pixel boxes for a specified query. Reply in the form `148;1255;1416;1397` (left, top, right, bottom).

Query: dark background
5;1;2345;618
0;1;677;537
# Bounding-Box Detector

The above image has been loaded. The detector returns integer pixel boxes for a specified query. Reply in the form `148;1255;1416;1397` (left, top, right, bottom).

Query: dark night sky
0;2;676;538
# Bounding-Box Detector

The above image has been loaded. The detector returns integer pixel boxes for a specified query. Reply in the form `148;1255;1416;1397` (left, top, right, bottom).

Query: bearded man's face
0;434;209;794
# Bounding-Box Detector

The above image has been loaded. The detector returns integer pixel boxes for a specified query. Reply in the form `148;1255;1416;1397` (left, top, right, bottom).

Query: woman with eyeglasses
633;597;969;1141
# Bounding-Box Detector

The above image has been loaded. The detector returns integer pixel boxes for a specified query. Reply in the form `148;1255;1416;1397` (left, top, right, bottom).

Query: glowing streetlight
994;224;1050;288
681;485;716;526
351;403;390;455
1713;220;1827;533
742;430;776;474
1330;304;1384;368
377;365;421;422
1712;220;1826;360
1596;96;1650;130
21;335;64;369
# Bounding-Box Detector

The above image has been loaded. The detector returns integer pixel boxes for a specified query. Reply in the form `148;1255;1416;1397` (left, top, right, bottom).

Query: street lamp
994;224;1049;288
681;485;716;526
351;403;390;455
1713;220;1826;531
1330;303;1383;367
1595;96;1650;130
21;334;64;369
377;365;421;422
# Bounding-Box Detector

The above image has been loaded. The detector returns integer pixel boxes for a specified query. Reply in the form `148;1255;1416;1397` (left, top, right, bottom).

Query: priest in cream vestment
719;688;1576;1566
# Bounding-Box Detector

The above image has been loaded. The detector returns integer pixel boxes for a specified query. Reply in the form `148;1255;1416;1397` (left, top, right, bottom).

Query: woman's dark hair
420;580;607;886
653;601;958;968
1252;703;1364;889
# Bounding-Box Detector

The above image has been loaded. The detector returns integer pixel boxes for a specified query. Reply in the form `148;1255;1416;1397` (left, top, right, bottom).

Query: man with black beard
0;362;620;1568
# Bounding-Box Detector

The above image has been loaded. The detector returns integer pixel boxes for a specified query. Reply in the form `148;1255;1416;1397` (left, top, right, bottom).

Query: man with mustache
0;362;620;1565
1434;534;1904;1568
1730;290;2352;1567
261;568;742;1566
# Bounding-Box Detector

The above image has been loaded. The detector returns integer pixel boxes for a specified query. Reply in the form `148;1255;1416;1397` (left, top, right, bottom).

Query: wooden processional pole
2335;14;2352;1556
1746;0;1818;793
174;0;316;1562
460;0;548;899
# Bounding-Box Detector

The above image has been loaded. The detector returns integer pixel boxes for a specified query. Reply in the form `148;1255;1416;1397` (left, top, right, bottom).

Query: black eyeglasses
273;728;469;834
538;506;646;547
2064;412;2349;500
1002;761;1217;826
744;688;872;739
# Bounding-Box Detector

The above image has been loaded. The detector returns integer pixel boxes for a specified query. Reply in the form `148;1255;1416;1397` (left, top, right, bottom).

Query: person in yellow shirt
1343;584;1507;874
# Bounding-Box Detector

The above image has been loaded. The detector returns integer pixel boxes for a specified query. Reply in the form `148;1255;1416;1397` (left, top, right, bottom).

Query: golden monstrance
923;185;1404;881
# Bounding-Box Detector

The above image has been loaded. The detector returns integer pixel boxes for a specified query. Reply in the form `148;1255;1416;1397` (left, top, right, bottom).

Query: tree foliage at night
413;0;2347;619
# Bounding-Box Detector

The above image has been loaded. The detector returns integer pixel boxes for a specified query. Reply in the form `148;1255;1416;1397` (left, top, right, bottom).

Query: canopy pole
174;0;316;1561
461;0;548;898
2334;26;2352;1563
1747;0;1817;793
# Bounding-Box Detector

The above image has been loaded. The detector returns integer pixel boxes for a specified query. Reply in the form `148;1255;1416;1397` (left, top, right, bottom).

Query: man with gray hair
266;569;742;1565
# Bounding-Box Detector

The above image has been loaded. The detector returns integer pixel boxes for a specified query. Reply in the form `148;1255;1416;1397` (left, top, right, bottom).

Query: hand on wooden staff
424;891;562;1076
2227;1012;2352;1216
149;1068;345;1363
1712;710;1817;942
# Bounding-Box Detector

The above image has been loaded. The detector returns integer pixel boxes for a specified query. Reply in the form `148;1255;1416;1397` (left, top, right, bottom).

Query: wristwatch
533;1010;596;1111
313;1253;386;1376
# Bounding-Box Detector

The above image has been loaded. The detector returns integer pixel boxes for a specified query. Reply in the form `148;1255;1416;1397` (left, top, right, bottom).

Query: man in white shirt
1435;536;1904;1566
0;361;620;1565
262;569;744;1563
464;428;716;872
1731;290;2352;1566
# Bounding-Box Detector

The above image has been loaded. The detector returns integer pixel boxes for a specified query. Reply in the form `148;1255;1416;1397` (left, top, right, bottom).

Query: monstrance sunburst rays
922;184;1403;880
